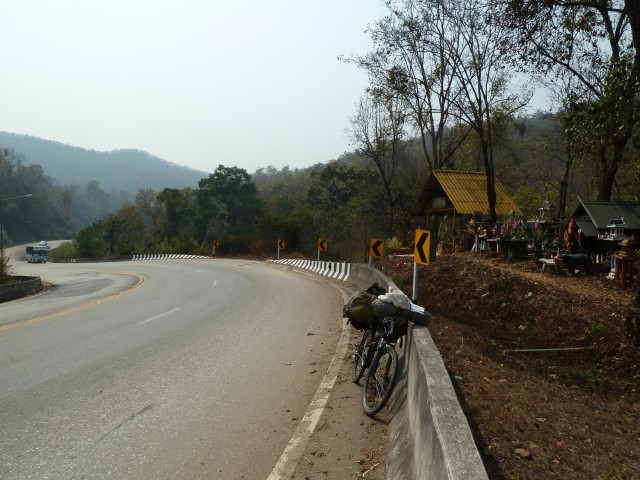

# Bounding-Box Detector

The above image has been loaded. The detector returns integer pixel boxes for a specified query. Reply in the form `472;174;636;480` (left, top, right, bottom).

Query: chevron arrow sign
414;229;431;265
369;238;384;258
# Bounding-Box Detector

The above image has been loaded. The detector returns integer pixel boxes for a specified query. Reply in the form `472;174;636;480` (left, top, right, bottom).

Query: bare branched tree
444;0;532;220
491;0;640;200
344;0;468;171
348;90;408;237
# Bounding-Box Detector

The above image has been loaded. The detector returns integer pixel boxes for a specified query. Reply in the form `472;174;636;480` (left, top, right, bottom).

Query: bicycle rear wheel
352;328;374;383
361;344;398;416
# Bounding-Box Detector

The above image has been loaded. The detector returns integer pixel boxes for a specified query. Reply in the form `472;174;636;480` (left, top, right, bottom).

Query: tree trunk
597;166;618;201
558;144;574;227
481;140;497;222
628;280;640;349
627;0;640;70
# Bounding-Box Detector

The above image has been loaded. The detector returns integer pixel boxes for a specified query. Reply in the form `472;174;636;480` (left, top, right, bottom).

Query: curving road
0;257;349;479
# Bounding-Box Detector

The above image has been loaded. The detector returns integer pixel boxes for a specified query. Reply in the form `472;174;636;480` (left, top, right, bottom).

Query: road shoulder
291;277;388;480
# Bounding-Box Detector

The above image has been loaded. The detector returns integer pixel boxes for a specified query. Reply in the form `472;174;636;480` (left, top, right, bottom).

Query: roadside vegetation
0;252;13;284
381;253;640;479
1;1;639;274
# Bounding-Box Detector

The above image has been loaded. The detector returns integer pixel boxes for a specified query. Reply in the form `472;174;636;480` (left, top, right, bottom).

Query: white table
539;258;558;271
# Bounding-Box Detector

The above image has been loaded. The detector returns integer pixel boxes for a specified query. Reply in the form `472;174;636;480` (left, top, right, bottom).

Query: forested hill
0;132;208;193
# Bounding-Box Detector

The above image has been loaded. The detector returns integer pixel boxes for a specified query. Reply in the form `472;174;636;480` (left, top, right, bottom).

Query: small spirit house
601;218;626;241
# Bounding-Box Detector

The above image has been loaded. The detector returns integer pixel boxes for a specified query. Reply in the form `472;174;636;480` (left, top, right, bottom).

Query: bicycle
351;318;380;383
361;317;399;416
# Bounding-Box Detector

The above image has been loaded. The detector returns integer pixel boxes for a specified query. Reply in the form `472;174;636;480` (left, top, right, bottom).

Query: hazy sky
1;1;389;174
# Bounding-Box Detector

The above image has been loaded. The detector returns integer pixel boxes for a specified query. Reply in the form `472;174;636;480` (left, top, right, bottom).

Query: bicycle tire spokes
352;317;396;389
352;328;374;383
361;345;398;416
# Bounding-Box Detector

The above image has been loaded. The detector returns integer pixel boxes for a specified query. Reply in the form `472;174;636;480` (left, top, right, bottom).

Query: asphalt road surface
1;256;348;479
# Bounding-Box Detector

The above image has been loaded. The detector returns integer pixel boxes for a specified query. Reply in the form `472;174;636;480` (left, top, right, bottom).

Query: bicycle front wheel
352;328;374;383
361;344;398;416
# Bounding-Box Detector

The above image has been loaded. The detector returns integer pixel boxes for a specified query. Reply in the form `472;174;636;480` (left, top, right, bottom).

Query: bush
0;251;13;285
386;236;402;253
49;241;77;260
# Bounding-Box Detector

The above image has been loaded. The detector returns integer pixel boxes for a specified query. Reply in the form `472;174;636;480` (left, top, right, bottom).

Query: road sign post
212;240;220;256
412;229;432;303
317;237;328;261
277;239;285;260
368;238;384;266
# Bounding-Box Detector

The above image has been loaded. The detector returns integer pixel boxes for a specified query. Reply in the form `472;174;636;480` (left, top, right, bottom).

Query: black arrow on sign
278;240;285;249
318;238;327;251
371;239;383;257
416;231;430;264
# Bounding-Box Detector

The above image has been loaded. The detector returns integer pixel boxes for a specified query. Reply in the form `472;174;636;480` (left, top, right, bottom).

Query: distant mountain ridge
0;132;209;193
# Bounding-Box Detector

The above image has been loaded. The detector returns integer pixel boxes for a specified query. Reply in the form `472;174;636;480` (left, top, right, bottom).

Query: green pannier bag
343;290;376;330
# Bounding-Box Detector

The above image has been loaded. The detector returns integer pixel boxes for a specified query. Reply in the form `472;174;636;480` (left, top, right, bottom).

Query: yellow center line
0;273;147;333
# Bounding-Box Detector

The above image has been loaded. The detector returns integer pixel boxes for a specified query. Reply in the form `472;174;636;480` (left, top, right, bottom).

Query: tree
76;220;107;258
0;149;74;244
444;0;531;220
116;203;146;252
302;162;384;259
347;0;530;223
156;188;193;243
493;0;640;200
135;188;164;248
347;0;465;171
102;214;126;255
348;90;408;237
197;165;260;238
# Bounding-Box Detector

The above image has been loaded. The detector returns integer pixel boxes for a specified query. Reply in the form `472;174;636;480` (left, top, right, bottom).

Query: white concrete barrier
266;258;487;479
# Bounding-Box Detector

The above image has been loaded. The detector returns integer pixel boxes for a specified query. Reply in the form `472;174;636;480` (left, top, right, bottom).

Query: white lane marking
138;308;179;325
266;318;351;479
213;280;217;287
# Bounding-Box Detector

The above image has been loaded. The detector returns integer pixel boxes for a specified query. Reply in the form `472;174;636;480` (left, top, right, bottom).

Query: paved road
0;258;348;479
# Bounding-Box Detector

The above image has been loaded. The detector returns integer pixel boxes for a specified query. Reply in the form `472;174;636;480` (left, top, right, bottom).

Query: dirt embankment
378;253;640;480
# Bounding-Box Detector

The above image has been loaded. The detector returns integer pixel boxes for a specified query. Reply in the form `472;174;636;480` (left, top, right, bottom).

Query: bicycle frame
361;317;399;416
352;318;381;383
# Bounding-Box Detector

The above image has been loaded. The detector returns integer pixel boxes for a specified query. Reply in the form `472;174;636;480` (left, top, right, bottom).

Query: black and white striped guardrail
131;254;209;261
268;259;351;281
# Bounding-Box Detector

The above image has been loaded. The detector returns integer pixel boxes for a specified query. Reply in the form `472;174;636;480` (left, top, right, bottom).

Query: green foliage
385;236;402;252
49;241;77;260
171;233;198;255
156;240;174;255
0;149;75;245
75;214;134;257
512;186;542;221
0;251;14;285
557;363;632;395
494;0;640;200
3;0;640;257
586;320;608;336
532;226;557;252
300;163;385;259
197;165;260;237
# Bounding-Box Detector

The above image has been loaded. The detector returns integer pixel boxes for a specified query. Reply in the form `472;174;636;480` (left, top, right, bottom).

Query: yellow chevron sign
414;229;431;265
369;238;384;258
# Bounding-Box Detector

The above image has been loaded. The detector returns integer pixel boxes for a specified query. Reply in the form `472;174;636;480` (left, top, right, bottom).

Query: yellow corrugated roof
433;170;522;217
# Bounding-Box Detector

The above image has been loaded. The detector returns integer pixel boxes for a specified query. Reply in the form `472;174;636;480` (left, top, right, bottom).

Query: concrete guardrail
269;258;488;480
0;276;43;303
